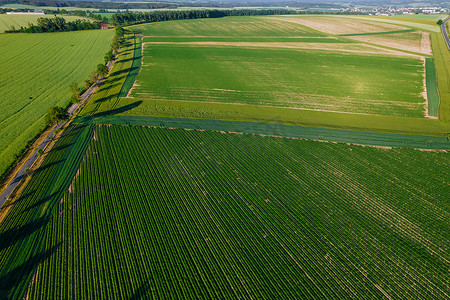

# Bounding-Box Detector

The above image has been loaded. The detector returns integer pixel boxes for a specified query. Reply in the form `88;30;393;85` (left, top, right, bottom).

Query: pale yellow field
349;31;432;55
143;41;422;57
269;16;409;35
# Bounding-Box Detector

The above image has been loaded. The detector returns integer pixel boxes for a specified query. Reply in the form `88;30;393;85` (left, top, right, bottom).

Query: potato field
1;124;449;299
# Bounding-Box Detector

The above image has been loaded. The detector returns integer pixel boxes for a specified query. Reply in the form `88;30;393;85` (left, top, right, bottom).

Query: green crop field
431;31;450;121
131;16;330;39
0;14;91;33
129;43;425;116
78;16;450;138
0;124;448;298
126;17;428;118
0;29;114;178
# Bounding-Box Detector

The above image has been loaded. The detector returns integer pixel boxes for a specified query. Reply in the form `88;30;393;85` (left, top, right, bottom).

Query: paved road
441;17;450;50
0;63;111;209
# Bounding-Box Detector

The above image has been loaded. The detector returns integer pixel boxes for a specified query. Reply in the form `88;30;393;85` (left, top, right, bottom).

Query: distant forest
111;8;361;25
0;0;178;9
0;0;344;9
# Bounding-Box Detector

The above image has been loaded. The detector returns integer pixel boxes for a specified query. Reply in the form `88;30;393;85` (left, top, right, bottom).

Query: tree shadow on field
23;192;59;213
109;66;139;78
117;56;142;64
96;82;121;94
0;242;61;299
130;280;151;300
0;190;35;209
27;160;64;178
0;216;49;252
92;101;143;118
103;76;124;86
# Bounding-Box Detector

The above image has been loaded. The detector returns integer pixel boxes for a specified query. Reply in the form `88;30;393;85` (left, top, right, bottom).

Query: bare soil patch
349;31;431;55
420;32;432;55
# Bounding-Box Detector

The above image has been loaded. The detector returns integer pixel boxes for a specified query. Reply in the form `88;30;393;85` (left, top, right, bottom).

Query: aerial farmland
0;7;449;300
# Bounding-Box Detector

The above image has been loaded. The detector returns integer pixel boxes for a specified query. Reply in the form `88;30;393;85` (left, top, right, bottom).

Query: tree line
0;0;177;10
69;25;124;105
5;16;102;33
111;9;363;26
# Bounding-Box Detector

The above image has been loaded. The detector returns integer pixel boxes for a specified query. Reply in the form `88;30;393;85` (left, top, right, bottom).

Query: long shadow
23;192;58;213
0;216;49;252
109;66;139;78
93;101;143;118
130;280;151;299
102;76;123;86
117;56;142;64
92;93;120;106
96;82;121;94
49;140;73;152
28;160;64;177
0;243;61;298
0;190;35;209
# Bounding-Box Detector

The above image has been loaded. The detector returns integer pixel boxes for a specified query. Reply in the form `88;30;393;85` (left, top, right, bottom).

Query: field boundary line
75;115;450;150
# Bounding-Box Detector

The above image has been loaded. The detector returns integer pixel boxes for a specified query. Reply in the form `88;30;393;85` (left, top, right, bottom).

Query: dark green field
0;124;448;299
1;14;450;300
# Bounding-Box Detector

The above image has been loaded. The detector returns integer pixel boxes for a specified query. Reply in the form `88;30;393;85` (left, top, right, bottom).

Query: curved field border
80;17;450;141
339;29;416;37
431;31;450;121
81;31;137;116
426;58;440;117
118;33;142;97
75;115;450;150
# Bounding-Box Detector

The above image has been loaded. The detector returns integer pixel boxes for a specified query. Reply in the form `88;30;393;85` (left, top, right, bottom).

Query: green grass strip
426;58;440;117
339;29;416;37
118;34;142;98
74;115;450;150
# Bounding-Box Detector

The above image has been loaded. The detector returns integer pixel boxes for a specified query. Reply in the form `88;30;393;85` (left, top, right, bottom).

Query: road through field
0;64;110;209
441;17;450;50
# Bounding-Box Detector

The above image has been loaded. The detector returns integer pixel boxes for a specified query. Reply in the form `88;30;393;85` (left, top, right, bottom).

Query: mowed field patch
349;31;432;55
0;29;113;177
130;43;426;116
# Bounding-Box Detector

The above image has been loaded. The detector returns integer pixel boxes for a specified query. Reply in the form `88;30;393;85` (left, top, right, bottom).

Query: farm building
100;21;111;29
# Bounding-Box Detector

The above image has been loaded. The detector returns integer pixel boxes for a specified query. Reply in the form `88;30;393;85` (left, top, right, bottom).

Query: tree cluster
44;106;68;125
79;25;122;96
5;16;101;33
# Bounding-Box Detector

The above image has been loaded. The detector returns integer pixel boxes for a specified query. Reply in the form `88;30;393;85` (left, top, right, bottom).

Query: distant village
339;6;448;16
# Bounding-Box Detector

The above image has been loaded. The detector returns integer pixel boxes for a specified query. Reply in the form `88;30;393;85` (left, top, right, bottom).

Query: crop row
20;125;449;299
0;124;94;299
